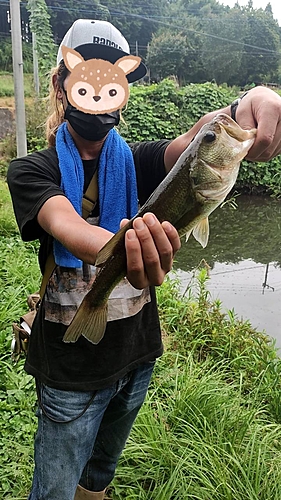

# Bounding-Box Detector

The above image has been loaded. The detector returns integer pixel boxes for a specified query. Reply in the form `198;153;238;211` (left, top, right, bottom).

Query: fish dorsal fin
95;225;127;267
192;217;209;248
95;237;116;267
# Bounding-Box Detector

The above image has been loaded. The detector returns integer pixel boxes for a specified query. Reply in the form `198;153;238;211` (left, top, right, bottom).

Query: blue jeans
28;362;154;500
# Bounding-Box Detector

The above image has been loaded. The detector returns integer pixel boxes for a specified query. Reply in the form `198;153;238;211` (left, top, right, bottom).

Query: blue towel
54;123;138;268
98;128;138;233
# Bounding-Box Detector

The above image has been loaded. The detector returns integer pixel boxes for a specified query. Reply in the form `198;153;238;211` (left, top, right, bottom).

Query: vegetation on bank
1;76;281;197
1;178;281;499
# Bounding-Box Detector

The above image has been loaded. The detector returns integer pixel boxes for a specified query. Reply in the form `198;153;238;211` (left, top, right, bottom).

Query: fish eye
203;131;216;143
78;88;87;96
109;89;117;97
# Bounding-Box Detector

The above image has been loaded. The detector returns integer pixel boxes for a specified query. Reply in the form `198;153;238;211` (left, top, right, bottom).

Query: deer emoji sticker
61;46;142;114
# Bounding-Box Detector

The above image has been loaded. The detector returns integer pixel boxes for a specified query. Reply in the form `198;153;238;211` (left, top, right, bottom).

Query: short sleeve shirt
7;139;170;391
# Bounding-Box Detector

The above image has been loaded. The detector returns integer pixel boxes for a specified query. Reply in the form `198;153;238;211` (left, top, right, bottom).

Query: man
8;18;281;500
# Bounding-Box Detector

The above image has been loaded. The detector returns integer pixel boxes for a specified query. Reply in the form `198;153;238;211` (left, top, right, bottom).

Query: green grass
0;180;18;236
113;355;281;499
0;73;34;98
1;178;281;499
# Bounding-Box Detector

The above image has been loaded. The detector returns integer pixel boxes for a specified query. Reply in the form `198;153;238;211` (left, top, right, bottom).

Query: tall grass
1;179;281;499
0;358;36;500
0;181;40;340
114;354;281;499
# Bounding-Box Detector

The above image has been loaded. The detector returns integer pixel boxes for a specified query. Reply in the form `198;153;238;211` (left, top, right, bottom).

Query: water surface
173;195;281;348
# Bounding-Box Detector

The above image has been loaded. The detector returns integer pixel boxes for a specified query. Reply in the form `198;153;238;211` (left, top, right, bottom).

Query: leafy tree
0;40;12;72
45;0;102;42
198;8;247;85
147;29;196;84
265;3;273;17
179;0;225;16
26;0;56;94
239;5;280;85
174;0;280;86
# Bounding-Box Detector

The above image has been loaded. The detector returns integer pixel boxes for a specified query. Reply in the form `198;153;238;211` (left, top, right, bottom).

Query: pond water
173;195;281;349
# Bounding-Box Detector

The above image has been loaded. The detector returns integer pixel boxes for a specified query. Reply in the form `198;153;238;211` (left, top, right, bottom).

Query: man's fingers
236;90;281;161
161;220;181;256
124;213;181;289
125;227;147;289
133;215;166;285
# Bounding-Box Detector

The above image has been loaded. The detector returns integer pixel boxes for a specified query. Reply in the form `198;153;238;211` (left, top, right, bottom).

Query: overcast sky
218;0;281;25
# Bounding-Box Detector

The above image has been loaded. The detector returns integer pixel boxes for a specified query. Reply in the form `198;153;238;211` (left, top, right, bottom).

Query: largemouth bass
63;113;256;344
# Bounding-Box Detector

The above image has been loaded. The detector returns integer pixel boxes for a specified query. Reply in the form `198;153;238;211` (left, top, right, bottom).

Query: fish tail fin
82;303;108;344
63;298;108;345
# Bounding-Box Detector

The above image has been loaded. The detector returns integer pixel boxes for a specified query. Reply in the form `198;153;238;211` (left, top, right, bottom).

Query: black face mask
64;102;120;142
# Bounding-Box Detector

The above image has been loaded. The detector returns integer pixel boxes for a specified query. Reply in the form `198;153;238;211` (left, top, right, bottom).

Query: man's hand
235;86;281;162
122;213;181;289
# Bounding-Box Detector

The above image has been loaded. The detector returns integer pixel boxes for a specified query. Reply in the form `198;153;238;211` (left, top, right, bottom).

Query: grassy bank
0;73;34;99
1;178;281;499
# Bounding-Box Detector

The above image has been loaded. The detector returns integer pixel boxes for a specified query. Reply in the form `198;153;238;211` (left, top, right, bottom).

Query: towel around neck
54;122;138;268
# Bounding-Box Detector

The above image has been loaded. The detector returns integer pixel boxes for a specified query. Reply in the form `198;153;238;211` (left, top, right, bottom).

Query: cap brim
60;43;147;83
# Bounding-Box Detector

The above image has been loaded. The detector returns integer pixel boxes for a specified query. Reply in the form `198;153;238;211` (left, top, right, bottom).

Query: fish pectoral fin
192;217;209;248
63;295;108;345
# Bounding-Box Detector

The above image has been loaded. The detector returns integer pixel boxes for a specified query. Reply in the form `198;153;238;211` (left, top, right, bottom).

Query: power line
0;1;280;56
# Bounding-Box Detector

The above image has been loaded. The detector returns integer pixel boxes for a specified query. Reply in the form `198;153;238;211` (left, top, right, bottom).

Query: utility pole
10;0;27;157
32;31;40;95
29;0;40;96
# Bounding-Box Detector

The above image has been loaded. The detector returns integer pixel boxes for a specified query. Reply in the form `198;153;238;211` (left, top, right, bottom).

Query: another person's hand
235;86;281;162
123;212;181;289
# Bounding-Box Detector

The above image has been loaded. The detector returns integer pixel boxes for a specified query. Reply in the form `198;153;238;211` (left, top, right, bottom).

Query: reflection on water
173;195;281;347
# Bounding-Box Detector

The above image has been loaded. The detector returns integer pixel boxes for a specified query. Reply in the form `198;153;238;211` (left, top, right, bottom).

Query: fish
63;113;256;345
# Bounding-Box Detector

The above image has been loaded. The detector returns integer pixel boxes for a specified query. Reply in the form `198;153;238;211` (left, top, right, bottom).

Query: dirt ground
0;97;15;109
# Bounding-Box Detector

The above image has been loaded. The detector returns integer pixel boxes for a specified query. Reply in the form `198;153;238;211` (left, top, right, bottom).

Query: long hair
46;61;69;146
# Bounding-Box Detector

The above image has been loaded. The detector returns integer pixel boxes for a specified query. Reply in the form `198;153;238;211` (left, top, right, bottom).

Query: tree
45;0;102;42
198;8;247;85
147;29;197;84
239;7;280;85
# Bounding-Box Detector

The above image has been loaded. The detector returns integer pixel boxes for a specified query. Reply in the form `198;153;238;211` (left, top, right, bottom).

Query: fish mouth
214;113;256;143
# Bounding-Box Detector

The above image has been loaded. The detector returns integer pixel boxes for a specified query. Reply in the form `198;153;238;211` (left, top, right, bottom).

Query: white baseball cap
57;19;147;83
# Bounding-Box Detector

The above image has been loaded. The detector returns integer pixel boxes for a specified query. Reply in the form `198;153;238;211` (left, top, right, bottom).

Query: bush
1;79;281;197
119;79;237;142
